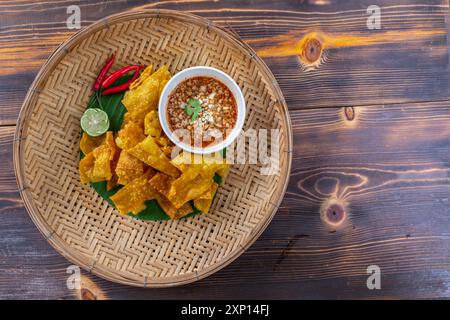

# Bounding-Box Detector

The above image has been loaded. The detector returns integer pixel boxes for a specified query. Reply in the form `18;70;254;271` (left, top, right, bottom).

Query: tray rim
13;9;293;288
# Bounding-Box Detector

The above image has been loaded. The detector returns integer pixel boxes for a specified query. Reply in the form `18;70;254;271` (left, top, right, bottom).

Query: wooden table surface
2;0;450;300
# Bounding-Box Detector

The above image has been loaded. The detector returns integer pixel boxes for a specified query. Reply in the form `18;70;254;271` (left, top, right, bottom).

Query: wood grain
2;101;450;299
1;0;450;124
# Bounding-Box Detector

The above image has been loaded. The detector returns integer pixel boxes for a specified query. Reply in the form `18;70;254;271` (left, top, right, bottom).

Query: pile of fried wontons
79;65;229;219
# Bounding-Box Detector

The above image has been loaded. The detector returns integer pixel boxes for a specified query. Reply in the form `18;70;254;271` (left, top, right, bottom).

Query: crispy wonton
115;121;145;150
149;172;214;213
129;64;153;91
194;183;218;213
148;173;173;197
168;175;213;209
144;110;162;137
149;173;194;218
115;150;145;185
107;174;119;191
158;79;169;97
79;131;116;183
122;112;145;129
128;135;180;178
80;132;107;155
110;169;157;215
107;144;121;190
79;152;96;183
149;172;212;209
122;65;171;121
169;152;227;194
155;194;192;220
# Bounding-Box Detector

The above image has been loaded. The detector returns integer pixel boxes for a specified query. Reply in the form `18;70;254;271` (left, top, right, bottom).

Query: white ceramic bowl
159;66;246;154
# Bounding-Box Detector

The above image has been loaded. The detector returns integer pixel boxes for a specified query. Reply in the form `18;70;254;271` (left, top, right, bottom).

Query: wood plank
2;101;450;299
1;0;450;124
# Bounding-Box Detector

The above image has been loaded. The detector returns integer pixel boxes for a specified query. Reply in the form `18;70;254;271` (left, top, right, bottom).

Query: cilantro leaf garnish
185;98;202;121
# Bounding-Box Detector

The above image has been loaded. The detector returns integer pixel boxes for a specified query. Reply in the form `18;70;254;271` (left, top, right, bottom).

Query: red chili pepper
101;65;144;89
101;67;142;95
92;54;115;91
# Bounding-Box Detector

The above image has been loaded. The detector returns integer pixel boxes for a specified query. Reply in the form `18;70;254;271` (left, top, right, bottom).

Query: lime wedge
80;108;110;137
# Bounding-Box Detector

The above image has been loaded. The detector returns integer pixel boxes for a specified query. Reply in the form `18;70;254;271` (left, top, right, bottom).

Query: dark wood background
1;0;450;299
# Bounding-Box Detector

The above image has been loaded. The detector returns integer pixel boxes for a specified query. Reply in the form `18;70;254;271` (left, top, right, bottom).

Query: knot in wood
344;107;355;121
326;203;346;225
81;288;97;300
303;38;322;63
320;198;347;228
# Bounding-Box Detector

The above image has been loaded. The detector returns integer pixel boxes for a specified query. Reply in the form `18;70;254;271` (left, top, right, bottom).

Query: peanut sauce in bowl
167;76;238;148
159;66;246;154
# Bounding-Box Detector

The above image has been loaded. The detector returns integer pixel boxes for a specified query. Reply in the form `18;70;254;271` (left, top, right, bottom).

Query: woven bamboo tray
14;10;292;287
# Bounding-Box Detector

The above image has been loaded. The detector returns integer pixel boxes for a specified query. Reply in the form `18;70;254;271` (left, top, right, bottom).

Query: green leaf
213;173;222;184
185;98;202;121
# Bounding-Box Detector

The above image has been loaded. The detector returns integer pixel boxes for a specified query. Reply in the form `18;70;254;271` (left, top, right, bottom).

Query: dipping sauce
167;76;238;147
